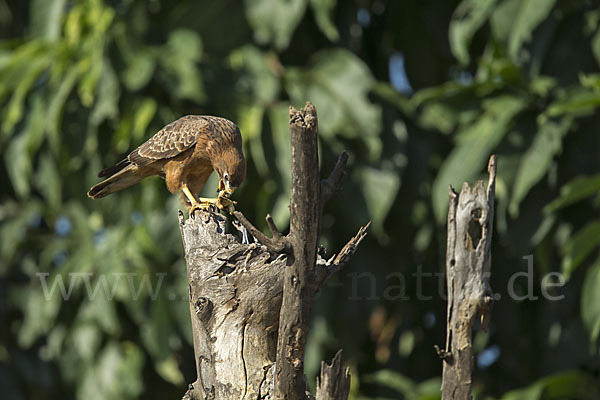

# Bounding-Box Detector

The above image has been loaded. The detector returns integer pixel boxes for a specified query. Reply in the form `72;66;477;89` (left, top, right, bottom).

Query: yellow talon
182;184;236;214
182;185;200;209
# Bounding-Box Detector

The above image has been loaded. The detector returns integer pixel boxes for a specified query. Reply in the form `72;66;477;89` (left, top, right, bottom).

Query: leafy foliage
0;0;599;399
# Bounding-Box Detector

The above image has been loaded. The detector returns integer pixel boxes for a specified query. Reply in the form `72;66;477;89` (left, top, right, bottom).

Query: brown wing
128;115;211;167
96;115;239;178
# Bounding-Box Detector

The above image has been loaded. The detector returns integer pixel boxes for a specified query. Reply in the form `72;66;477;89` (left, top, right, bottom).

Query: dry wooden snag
438;155;497;400
179;102;369;400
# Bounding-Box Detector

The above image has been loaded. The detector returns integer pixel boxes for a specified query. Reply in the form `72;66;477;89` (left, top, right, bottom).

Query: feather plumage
87;115;245;203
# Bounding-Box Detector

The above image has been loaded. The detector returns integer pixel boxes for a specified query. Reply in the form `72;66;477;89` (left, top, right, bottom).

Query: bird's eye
223;172;229;181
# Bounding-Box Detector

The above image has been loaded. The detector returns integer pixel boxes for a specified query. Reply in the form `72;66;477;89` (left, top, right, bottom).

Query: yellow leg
182;184;200;207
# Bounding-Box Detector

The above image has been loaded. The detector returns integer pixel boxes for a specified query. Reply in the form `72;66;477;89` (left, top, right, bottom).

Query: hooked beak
224;182;233;197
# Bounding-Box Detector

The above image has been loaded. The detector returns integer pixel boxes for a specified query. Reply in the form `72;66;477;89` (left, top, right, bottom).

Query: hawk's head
214;148;246;196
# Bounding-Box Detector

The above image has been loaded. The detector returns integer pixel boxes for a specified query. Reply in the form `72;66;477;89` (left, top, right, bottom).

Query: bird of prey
87;115;246;212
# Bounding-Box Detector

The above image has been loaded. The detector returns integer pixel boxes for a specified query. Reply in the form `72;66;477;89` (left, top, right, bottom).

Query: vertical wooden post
439;155;496;399
274;103;321;398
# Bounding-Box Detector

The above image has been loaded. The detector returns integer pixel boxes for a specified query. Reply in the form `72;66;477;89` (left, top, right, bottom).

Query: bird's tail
87;164;142;199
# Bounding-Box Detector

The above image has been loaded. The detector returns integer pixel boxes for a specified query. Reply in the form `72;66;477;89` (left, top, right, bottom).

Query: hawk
88;115;246;212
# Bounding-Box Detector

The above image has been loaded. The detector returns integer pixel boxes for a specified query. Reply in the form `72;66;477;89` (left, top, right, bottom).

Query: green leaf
47;65;80;154
34;152;62;211
544;173;600;213
155;355;184;385
501;371;599;400
269;104;292;186
229;45;280;104
30;0;66;41
541;372;600;399
507;0;557;61
592;28;600;67
449;0;497;65
372;82;414;116
432;95;526;223
238;103;268;176
579;73;600;90
0;202;40;270
269;103;292;229
510;118;571;216
410;81;464;108
118;342;145;396
420;102;460;134
356;167;400;237
160;28;205;102
490;0;521;41
117;28;156;92
541;87;600;121
490;0;557;62
17;282;63;347
561;220;600;280
309;0;339;41
121;49;155;91
582;257;600;343
5;133;32;198
70;323;102;361
363;369;416;396
24;94;49;156
0;41;50;112
415;378;443;400
2;52;52;135
501;380;542;400
78;293;121;336
170;260;193;345
90;58;120;125
141;296;174;362
78;341;144;400
529;75;557;98
417;96;479;135
304;317;336;384
77;53;103;108
132;98;156;142
245;0;307;50
63;4;83;46
285;49;381;157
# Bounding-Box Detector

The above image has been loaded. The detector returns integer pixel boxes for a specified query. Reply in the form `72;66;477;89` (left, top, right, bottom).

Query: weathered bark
273;104;321;399
438;155;497;400
179;210;285;399
180;102;368;399
315;350;351;400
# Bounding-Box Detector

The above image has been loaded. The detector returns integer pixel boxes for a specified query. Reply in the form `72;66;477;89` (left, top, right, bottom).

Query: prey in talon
87;115;246;216
215;176;237;212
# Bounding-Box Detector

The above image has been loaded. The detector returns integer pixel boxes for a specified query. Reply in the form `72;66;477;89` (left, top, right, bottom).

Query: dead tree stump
438;155;497;400
180;103;368;399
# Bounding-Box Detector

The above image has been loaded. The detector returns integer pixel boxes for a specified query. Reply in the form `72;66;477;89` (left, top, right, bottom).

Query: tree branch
320;151;348;208
232;210;289;253
266;213;283;239
315;222;371;287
